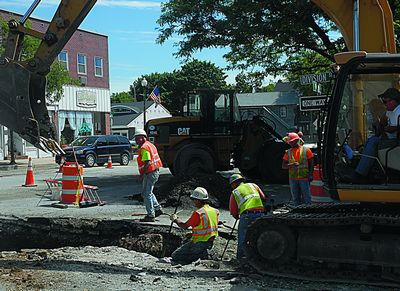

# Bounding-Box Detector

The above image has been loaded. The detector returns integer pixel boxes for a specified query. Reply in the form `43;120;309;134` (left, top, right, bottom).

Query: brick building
0;9;111;158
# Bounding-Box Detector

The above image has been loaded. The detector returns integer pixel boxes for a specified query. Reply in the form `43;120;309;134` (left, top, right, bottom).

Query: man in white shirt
354;88;400;182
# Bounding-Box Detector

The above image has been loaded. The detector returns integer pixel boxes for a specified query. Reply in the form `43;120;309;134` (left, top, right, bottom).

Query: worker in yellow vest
282;132;314;206
135;129;163;222
170;187;219;264
229;174;266;261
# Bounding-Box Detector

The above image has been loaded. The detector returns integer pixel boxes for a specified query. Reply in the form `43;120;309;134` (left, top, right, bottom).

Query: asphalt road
0;158;291;224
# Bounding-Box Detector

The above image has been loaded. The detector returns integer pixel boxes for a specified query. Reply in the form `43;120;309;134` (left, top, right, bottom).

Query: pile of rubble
155;173;231;210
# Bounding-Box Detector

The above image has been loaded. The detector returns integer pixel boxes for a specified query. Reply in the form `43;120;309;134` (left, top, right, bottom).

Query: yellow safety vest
192;204;219;243
232;183;264;215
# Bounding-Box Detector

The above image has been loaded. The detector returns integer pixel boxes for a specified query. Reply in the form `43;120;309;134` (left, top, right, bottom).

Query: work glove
170;214;178;222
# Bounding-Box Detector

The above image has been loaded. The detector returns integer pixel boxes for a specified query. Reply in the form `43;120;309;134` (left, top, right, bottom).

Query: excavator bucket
0;58;63;154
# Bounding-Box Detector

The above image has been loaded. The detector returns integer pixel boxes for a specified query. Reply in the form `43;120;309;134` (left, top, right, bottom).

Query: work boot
139;215;155;222
155;209;163;217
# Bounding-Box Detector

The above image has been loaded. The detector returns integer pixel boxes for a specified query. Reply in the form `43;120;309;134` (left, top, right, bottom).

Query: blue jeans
172;240;213;264
237;212;264;260
142;169;161;217
355;136;380;177
289;179;311;206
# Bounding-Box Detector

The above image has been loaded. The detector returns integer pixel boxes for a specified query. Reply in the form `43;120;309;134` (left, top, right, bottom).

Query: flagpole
141;78;148;129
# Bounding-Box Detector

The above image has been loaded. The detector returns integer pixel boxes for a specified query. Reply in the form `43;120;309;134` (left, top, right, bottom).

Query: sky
0;0;238;93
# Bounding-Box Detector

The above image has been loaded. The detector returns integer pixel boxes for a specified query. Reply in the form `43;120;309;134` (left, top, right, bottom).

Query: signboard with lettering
299;72;332;85
76;91;97;108
300;95;327;111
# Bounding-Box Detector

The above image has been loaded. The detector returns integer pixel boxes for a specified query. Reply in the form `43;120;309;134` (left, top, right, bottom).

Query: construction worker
170;187;219;264
229;174;266;261
282;132;314;206
135;129;163;222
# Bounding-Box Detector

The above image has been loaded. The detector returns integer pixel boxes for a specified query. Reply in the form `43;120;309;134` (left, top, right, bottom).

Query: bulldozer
146;89;289;183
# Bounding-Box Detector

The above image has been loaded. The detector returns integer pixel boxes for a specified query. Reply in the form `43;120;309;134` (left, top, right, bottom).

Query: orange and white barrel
61;165;84;204
310;165;333;204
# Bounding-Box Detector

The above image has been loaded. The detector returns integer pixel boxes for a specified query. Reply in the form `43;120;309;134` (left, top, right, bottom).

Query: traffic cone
105;155;113;169
22;157;37;187
58;156;65;173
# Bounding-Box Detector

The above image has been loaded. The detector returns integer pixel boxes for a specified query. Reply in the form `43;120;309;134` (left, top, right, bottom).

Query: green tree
111;91;134;103
157;0;343;78
131;60;228;113
157;1;400;81
0;17;77;103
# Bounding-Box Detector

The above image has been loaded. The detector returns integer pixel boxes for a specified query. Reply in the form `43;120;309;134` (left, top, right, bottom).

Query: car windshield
71;136;98;146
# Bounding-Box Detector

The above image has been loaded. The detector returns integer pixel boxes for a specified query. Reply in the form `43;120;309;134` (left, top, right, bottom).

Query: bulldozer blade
0;58;61;154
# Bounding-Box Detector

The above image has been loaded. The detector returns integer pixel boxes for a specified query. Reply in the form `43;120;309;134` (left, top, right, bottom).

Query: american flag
147;85;161;107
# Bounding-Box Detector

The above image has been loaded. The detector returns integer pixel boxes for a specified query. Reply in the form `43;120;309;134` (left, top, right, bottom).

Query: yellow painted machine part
338;189;400;202
312;0;396;53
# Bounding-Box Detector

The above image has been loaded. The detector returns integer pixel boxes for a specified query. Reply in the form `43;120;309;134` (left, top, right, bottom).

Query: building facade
0;9;110;158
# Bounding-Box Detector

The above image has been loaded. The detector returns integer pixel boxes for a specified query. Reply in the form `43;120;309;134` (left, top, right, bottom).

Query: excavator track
244;203;400;287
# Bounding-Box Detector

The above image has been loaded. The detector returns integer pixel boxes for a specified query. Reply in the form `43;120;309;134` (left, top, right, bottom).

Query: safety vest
137;141;163;175
232;183;264;215
192;204;219;243
287;146;309;179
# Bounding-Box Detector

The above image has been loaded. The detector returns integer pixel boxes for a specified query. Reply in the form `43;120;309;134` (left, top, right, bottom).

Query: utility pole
141;78;148;129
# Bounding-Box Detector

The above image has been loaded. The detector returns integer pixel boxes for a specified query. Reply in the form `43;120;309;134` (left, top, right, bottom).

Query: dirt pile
154;173;231;210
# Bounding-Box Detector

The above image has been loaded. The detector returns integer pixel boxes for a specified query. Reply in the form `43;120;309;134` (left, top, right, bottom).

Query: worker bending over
229;174;266;261
170;187;219;264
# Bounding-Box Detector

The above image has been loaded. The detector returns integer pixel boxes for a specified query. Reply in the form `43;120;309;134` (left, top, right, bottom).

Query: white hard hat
190;187;209;201
134;129;147;137
229;173;244;185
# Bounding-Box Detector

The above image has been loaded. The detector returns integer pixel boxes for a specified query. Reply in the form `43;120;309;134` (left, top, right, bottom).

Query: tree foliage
111;91;134;103
157;0;400;84
130;60;229;113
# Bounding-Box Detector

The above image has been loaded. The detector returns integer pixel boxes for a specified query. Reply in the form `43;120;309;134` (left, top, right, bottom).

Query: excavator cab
322;52;400;202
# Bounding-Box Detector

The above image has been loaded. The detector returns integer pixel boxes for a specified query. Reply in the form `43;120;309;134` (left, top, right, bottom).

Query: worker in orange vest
170;187;219;264
229;174;266;261
282;132;314;206
135;129;163;222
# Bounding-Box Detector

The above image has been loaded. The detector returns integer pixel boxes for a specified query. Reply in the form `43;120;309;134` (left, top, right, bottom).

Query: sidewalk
0;156;57;171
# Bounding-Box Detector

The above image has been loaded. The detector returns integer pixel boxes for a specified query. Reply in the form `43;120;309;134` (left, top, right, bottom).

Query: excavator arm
312;0;396;53
0;0;97;154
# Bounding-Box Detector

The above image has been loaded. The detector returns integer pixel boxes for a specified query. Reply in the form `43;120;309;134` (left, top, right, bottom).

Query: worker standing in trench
135;129;163;222
169;187;219;264
228;174;266;262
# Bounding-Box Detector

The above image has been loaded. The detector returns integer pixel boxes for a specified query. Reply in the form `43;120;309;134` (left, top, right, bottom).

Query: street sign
300;95;327;111
299;72;332;85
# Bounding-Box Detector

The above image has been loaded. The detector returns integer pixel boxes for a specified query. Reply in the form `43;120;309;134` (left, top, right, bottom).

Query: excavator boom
312;0;396;53
0;0;96;154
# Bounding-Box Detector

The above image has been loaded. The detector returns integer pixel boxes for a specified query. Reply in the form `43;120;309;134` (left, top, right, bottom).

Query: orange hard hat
285;132;300;143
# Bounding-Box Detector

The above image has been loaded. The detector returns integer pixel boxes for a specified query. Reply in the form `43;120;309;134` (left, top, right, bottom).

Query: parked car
56;135;133;167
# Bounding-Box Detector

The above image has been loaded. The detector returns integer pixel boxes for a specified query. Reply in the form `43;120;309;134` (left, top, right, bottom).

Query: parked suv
56;135;133;167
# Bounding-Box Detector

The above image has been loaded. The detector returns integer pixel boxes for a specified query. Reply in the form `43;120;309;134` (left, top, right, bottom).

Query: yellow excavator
1;0;400;282
245;0;400;283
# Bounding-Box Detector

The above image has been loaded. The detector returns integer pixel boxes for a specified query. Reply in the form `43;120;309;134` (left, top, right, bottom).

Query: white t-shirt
385;104;400;139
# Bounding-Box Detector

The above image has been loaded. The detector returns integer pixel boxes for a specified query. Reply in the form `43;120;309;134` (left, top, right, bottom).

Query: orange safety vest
287;146;309;179
192;204;219;243
137;141;163;175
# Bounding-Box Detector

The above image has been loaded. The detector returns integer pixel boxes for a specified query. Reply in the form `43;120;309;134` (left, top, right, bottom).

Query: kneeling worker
170;187;219;264
229;174;266;261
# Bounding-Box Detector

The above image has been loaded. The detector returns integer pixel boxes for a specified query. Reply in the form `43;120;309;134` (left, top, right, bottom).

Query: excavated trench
0;217;185;257
0;173;233;258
